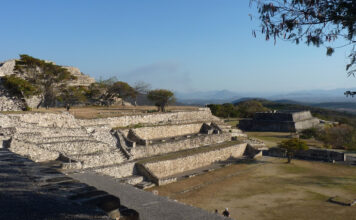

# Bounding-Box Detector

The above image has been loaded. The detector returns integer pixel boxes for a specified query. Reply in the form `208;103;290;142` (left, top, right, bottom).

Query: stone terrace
0;108;248;188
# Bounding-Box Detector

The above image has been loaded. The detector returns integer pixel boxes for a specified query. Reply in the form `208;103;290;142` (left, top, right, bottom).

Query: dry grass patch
148;157;356;220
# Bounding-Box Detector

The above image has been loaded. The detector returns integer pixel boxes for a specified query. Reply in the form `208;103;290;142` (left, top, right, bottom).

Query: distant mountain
267;88;356;103
232;97;266;104
176;88;356;106
175;90;242;105
175;89;240;101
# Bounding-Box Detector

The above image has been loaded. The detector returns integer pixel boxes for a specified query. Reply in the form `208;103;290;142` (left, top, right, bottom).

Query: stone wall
0;82;24;111
94;162;137;179
63;66;95;87
78;108;219;128
295;148;345;161
294;118;320;130
264;147;346;162
10;139;59;162
130;123;203;140
239;111;320;132
239;119;297;132
130;133;232;159
139;143;247;182
0;59;16;77
292;111;314;122
1;112;80;128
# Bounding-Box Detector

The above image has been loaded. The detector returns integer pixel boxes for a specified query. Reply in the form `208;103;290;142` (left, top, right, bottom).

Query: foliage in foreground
251;0;356;76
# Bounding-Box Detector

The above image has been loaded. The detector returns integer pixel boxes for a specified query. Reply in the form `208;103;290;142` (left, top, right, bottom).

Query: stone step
91;161;136;179
219;125;232;129
23;136;95;144
119;175;144;185
71;151;126;169
38;140;113;156
230;128;243;133
15;127;88;137
135;181;155;189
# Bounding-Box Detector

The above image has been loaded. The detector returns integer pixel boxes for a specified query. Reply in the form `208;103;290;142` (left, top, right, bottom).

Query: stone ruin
0;59;95;110
0;108;254;189
238;110;320;132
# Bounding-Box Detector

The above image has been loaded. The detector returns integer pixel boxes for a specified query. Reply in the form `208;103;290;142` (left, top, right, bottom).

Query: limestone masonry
238;110;320;132
0;108;250;188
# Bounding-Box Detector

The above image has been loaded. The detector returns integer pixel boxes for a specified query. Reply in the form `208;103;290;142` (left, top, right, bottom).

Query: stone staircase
215;122;247;138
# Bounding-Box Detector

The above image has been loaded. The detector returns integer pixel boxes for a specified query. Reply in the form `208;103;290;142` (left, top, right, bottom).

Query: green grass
224;118;241;127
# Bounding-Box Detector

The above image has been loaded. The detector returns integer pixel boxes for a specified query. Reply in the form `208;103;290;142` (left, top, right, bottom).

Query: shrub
1;75;40;98
300;127;319;139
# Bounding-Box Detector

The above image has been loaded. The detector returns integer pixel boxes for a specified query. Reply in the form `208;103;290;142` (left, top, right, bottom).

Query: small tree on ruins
278;138;308;163
105;81;137;106
57;86;89;106
14;54;76;107
147;89;175;112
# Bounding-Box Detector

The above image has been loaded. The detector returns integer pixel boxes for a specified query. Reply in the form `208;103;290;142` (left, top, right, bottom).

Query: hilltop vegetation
208;100;269;118
0;55;176;111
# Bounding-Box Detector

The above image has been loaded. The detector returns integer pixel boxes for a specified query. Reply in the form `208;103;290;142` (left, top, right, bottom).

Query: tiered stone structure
239;111;320;132
0;108;249;187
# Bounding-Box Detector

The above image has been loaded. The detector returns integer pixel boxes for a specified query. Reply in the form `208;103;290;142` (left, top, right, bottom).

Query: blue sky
0;0;355;94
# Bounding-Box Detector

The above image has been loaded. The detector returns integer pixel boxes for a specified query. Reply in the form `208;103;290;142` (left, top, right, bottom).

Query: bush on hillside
235;100;270;118
1;75;40;98
300;127;320;139
207;103;239;118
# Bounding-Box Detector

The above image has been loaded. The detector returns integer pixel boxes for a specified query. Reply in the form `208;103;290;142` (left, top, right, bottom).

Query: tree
207;103;240;118
319;124;356;150
57;86;89;106
1;75;40;98
14;54;76;106
133;81;151;94
105;81;137;106
147;89;175;112
236;100;270;118
251;0;356;76
278;138;308;163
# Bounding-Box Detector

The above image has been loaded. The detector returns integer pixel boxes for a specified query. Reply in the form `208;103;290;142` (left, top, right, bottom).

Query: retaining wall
264;147;346;162
78;108;219;128
139;143;247;182
130;123;203;140
1;112;79;128
130;133;232;159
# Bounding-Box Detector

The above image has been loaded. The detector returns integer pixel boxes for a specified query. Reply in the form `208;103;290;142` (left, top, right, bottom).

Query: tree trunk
287;152;293;163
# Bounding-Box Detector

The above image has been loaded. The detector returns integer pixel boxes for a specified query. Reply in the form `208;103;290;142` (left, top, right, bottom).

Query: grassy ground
245;131;324;148
148;157;356;220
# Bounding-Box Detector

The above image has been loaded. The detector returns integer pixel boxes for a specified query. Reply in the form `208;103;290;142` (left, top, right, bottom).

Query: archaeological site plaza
0;107;256;219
